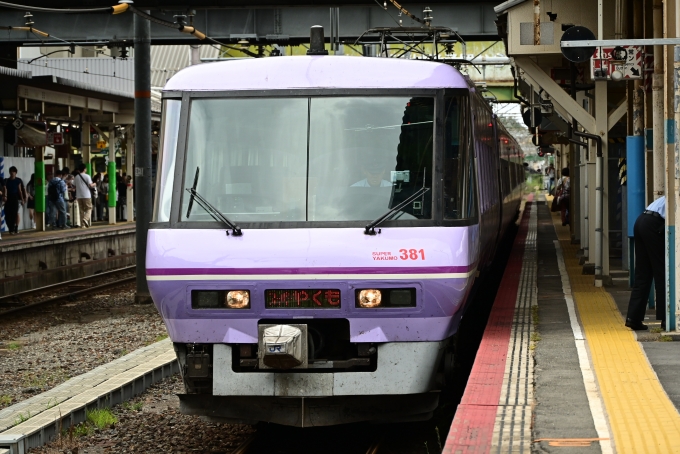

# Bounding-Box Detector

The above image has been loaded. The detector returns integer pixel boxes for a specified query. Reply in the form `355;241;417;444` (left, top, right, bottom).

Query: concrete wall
0;226;136;296
507;0;615;55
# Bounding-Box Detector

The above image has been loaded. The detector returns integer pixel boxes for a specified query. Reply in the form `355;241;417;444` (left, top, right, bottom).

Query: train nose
259;324;308;369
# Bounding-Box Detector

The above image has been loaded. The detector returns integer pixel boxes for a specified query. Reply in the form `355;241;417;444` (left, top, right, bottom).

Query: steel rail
231;433;257;454
0;265;136;303
0;270;136;316
365;439;381;454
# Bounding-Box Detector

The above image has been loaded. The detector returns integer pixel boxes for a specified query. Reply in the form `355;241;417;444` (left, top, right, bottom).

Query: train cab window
182;98;309;223
179;96;434;225
154;99;181;222
308;97;434;221
443;95;476;220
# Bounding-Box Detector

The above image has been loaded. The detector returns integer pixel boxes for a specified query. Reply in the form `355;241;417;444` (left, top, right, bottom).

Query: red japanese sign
591;46;644;80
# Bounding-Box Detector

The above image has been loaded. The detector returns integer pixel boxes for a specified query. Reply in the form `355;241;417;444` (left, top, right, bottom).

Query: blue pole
626;135;645;295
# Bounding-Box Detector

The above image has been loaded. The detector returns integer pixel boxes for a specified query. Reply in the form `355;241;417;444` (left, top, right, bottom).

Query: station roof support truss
16;84;136;124
514;56;596;134
18;85;119;114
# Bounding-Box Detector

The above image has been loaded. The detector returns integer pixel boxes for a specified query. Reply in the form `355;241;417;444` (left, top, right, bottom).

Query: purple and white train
147;53;524;427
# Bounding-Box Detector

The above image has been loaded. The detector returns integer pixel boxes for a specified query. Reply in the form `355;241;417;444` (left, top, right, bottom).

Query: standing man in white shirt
75;163;96;228
625;196;666;330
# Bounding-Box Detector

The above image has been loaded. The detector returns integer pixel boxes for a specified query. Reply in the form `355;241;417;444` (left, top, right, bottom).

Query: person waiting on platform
64;173;79;228
47;169;68;229
75;164;96;228
25;173;35;229
546;164;556;195
555;168;570;226
91;173;101;222
625;196;666;331
117;173;128;222
3;166;26;235
98;174;109;221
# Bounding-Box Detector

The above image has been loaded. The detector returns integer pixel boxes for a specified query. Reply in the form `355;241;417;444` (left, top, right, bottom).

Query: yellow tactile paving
551;210;680;453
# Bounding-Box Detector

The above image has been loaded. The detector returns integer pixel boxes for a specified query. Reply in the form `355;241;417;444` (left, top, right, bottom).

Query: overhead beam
0;4;498;46
514;56;597;134
608;96;627;131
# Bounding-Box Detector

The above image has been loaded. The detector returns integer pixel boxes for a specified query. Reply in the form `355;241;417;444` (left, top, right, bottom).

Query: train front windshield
176;96;435;224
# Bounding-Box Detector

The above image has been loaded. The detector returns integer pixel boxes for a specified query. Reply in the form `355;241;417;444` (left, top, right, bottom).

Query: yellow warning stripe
553;211;680;453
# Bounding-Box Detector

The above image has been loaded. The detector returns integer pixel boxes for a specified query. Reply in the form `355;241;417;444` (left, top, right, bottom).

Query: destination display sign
265;289;341;309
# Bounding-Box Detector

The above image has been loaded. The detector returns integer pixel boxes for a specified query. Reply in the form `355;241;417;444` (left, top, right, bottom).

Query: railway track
229;429;382;454
0;265;136;316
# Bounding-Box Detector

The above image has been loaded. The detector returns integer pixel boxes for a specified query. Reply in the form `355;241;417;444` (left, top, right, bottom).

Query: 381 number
399;249;425;260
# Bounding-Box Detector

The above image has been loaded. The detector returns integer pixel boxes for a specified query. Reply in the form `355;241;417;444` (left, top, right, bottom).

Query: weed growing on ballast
87;408;118;429
123;401;143;411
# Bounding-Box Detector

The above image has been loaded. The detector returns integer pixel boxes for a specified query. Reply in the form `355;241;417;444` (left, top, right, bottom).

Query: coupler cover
258;324;308;369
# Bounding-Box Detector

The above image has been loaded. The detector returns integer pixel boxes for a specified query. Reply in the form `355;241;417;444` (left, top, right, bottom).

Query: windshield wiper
185;167;242;236
364;187;431;235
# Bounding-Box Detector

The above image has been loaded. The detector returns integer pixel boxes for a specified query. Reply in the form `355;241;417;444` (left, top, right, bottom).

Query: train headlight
226;290;250;309
192;290;251;309
355;288;416;308
358;289;382;308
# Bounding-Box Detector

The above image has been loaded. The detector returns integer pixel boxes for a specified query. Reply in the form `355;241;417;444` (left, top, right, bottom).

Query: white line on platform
554;240;613;454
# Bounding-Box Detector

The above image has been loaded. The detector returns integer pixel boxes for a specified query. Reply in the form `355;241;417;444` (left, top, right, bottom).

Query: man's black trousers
626;212;666;324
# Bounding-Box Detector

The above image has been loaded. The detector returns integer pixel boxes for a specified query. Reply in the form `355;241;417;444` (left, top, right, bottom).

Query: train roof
163;56;468;92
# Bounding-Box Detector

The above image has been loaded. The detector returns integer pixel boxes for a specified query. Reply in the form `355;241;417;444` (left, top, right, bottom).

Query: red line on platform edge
442;202;532;454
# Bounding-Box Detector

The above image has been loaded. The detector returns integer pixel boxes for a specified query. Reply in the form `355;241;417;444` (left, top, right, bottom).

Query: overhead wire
0;1;116;13
385;0;425;25
123;5;264;57
470;40;501;61
1;53;135;81
372;0;403;28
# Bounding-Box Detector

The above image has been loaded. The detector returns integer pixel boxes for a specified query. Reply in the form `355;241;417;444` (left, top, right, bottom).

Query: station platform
0;339;177;454
444;197;680;454
0;221;135;248
0;222;136;296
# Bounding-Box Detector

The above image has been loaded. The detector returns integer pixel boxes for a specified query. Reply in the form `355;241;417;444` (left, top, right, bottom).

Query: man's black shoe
625;319;648;331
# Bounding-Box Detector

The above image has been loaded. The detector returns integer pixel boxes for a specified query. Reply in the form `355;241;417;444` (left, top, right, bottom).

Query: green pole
86;162;92;175
108;162;116;208
34;159;45;213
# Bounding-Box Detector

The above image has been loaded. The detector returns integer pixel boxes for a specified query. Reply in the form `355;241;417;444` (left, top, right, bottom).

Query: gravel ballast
29;375;255;454
0;283;167;411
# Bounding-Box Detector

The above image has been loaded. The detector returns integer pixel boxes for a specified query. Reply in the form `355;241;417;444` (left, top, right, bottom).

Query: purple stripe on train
146;265;474;276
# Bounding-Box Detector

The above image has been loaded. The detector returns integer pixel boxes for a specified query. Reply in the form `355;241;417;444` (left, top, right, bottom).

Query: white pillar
653;0;665;199
595;80;609;285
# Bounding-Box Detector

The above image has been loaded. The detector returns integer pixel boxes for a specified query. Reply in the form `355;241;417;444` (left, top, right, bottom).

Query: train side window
443;94;476;220
154;99;181;222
